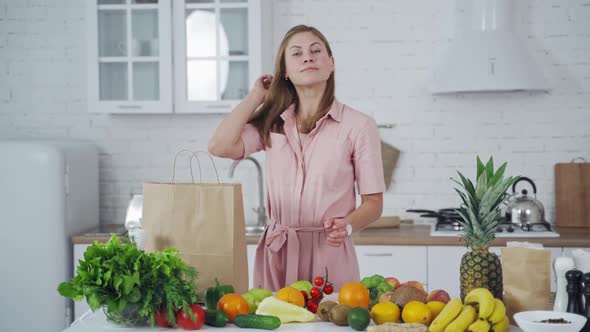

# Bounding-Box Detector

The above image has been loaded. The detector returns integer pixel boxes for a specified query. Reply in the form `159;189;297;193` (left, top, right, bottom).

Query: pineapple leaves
476;156;485;180
475;170;488;201
490;162;507;186
485;156;494;184
452;156;521;250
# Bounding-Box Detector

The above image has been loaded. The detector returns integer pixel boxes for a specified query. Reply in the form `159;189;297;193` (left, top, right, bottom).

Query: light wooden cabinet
86;0;272;114
356;245;428;287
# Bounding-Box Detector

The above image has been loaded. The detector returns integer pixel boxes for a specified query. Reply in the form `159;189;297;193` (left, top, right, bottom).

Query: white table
63;310;523;332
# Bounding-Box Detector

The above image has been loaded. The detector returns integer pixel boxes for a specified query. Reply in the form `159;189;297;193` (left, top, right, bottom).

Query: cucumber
205;309;228;327
233;314;281;330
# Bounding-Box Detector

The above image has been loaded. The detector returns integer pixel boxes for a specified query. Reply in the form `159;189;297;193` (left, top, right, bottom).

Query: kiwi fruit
317;301;337;321
328;304;352;326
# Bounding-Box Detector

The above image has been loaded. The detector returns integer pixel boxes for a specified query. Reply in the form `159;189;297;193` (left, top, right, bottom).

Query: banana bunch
427;288;510;332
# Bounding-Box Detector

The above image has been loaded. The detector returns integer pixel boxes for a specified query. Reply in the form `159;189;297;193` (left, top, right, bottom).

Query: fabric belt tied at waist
265;220;325;282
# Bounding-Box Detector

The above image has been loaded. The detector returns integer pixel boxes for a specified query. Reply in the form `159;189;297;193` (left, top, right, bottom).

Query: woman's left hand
323;218;349;247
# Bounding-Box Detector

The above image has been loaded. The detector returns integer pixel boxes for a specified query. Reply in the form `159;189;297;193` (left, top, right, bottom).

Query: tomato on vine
307;300;318;313
313;276;324;287
310;287;321;299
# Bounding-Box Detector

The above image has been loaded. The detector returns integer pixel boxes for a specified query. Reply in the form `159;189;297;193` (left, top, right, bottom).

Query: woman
208;25;385;291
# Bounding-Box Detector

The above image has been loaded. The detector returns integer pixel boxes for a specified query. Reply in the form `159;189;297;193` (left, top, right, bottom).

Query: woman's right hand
250;74;273;103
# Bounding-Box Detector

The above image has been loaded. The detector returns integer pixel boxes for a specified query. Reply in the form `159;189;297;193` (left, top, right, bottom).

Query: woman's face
283;31;334;87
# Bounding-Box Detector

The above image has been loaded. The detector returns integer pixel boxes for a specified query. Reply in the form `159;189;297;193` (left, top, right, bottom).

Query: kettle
505;177;547;226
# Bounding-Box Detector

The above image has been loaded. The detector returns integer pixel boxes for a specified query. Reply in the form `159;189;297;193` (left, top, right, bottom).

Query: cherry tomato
176;304;205;330
313;276;324;287
310;287;321;299
154;306;172;328
323;283;334;295
307;300;318;313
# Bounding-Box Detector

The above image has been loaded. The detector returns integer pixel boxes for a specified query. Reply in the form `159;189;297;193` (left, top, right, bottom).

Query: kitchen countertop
72;224;590;247
350;224;590;247
63;309;523;332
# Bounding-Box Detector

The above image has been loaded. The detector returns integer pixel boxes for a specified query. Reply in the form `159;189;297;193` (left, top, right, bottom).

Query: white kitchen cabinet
562;247;590;272
427;246;562;299
86;0;272;114
426;246;468;298
73;244;92;321
86;0;173;113
247;244;257;289
173;0;272;113
355;245;428;287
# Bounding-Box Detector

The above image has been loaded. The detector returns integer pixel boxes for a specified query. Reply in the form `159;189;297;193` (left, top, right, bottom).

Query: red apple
385;277;400;289
399;281;425;292
426;289;451;304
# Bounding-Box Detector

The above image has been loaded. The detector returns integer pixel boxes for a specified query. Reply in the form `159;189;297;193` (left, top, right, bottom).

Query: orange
370;301;400;325
217;293;249;321
426;301;445;320
338;282;370;309
401;300;432;325
275;286;305;307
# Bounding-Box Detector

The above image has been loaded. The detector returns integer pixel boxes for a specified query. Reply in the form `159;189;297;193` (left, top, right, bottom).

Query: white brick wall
1;0;588;226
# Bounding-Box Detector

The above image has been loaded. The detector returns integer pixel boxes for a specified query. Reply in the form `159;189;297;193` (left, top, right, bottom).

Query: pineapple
452;156;520;300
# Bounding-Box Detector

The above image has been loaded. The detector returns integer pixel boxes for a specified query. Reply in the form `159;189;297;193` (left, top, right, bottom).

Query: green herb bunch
58;235;198;326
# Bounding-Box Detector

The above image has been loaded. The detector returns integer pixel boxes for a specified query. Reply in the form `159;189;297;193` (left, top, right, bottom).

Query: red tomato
307;300;318;313
176;304;205;330
155;306;172;328
323;284;334;295
300;290;309;302
310;287;321;299
313;276;324;287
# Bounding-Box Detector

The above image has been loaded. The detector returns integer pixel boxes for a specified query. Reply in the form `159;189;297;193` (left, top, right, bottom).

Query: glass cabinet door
89;0;171;113
131;8;159;100
97;9;127;100
219;7;248;100
175;0;258;113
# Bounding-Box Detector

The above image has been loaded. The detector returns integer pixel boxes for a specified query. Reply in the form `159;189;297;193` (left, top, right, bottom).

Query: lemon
426;301;446;320
370;301;400;325
401;300;432;325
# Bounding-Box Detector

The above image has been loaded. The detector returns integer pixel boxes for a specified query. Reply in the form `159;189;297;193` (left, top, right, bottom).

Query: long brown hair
248;25;336;147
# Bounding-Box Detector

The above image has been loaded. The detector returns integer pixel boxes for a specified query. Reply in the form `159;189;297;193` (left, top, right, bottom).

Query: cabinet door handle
363;253;393;257
117;105;142;109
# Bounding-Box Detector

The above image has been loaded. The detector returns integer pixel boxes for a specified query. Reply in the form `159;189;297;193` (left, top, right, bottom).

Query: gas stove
407;208;560;238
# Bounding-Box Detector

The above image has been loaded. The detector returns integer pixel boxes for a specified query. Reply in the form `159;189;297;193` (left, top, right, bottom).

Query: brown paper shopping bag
501;247;551;321
142;150;248;299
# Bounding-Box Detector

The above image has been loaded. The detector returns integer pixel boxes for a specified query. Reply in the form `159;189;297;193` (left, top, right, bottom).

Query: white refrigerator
0;140;99;331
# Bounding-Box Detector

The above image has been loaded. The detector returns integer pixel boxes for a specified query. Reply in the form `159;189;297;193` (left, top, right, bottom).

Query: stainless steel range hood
431;0;549;94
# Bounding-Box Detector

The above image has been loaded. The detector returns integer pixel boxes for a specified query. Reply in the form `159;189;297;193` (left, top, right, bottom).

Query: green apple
289;280;313;297
242;288;272;313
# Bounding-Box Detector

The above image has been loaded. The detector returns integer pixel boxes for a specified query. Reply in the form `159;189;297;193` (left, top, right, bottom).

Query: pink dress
239;99;385;291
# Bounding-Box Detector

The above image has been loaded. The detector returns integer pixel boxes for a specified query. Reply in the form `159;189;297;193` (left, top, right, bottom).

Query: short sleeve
239;123;264;159
353;118;386;195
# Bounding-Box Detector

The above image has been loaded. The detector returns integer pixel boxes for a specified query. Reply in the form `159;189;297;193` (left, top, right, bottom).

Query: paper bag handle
171;149;220;183
190;151;220;183
570;157;586;163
